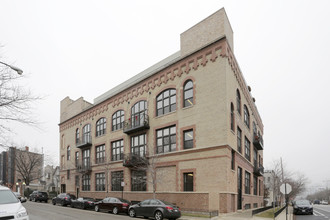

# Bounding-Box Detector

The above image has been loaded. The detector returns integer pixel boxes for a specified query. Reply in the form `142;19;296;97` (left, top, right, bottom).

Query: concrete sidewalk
180;206;293;220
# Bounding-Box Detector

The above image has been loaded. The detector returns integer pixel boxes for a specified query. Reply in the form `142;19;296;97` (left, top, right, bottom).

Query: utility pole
280;158;288;220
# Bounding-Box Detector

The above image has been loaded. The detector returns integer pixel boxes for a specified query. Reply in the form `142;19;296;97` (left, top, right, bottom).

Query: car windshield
296;200;310;205
0;190;19;204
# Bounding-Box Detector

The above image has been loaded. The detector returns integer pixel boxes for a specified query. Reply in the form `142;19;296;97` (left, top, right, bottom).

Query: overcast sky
1;0;329;191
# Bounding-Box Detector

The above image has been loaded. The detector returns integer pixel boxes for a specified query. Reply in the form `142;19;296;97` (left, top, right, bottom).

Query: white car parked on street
0;185;29;220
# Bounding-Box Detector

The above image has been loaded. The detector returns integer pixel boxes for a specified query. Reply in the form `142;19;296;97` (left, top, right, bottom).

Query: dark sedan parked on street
95;197;131;214
71;197;96;210
52;193;76;206
293;199;313;215
128;199;181;220
29;191;49;202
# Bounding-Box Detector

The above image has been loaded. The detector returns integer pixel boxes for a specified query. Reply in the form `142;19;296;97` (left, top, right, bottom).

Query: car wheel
129;208;136;218
154;211;163;220
95;205;100;212
113;207;119;215
52;201;56;205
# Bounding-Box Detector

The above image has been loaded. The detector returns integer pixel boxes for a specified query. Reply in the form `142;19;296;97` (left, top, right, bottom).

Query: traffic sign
280;183;292;194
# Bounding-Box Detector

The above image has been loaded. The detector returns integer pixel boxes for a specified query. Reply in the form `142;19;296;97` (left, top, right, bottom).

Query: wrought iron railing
123;114;149;134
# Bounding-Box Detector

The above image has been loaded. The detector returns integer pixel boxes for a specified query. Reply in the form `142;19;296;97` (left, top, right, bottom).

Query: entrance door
61;184;66;193
237;167;242;210
76;187;79;198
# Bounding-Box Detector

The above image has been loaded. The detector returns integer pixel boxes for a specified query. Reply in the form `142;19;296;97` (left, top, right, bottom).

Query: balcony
253;164;264;176
123;114;150;134
77;162;92;174
253;135;263;151
76;136;92;148
123;153;148;168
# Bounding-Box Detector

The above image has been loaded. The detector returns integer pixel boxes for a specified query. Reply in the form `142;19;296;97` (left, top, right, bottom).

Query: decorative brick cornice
60;38;262;132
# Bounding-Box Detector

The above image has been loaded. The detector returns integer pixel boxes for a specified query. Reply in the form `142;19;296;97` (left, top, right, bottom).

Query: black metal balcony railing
123;153;148;168
253;134;263;151
76;135;92;148
77;162;92;173
123;114;150;134
253;163;264;176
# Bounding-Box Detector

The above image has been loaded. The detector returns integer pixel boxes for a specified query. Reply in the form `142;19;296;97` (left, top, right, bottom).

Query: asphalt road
23;200;131;220
295;205;330;220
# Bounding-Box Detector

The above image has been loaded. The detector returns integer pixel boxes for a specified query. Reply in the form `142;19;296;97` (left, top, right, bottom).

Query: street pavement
24;200;293;220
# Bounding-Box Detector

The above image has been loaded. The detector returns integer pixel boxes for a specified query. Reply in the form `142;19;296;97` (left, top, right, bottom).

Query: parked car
52;193;76;206
29;191;49;202
13;192;22;201
71;197;96;210
95;197;131;214
0;185;29;220
314;200;320;204
293;199;313;215
321;200;328;205
128;199;181;220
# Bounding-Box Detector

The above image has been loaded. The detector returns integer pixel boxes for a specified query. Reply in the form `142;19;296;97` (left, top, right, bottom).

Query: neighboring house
58;8;264;214
0;146;43;195
44;165;60;192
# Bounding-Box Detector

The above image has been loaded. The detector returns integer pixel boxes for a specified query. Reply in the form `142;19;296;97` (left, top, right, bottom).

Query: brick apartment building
58;8;264;213
0;146;44;195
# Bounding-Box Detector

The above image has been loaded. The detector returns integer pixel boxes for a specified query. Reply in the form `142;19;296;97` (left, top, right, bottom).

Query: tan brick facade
58;8;264;214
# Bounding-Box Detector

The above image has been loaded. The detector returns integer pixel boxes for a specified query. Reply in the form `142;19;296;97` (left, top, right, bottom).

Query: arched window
112;110;124;131
67;146;71;160
156;89;176;116
184;80;193;107
75;129;79;144
96;117;106;137
231;103;235;131
236;89;241;115
83;124;91;143
131;101;147;126
244;105;250;128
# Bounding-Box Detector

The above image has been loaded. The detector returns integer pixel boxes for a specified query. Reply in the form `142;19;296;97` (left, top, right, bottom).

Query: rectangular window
131;170;146;191
75;175;80;187
131;134;146;157
244;137;251;161
82;149;90;169
183;129;193;149
67;170;70;180
237;127;242;153
96;145;105;164
111;171;123;191
231;150;235;170
82;174;90;191
253;176;258;195
111;140;124;161
75;152;79;167
183;172;194;191
253;148;258;167
245;171;250;194
156;126;176;153
95;173;105;191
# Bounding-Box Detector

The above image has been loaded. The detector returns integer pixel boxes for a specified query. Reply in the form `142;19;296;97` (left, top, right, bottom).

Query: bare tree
0;62;40;148
14;147;44;186
127;149;166;199
267;159;308;204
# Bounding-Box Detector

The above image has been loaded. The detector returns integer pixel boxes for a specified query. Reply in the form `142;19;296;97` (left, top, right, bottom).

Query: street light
0;61;23;75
